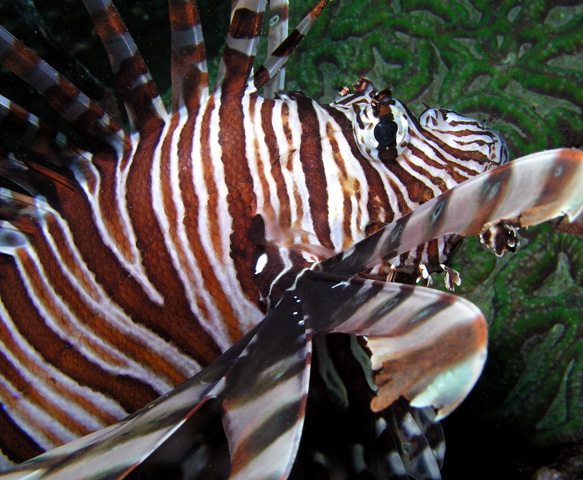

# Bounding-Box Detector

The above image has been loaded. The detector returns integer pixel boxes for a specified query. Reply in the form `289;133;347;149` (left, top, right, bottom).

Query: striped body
3;1;580;477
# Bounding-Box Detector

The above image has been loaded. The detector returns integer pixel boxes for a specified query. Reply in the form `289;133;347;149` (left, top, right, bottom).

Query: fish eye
373;117;398;147
333;86;410;165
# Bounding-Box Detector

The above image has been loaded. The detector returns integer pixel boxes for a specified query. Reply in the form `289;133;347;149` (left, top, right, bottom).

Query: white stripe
254;97;284;239
314;107;343;249
0;301;126;443
226;372;305;458
72;146;164;305
151;109;232;350
13;249;170;394
374;159;417;215
192;91;263;334
277;96;318;245
118;134;165;303
243;95;267;221
328;118;371;242
225;35;260;56
0;376;78;449
41;207;200;378
267;248;294;302
230;419;303;480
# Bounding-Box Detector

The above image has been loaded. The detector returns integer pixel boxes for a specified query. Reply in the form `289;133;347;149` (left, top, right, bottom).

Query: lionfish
0;0;582;478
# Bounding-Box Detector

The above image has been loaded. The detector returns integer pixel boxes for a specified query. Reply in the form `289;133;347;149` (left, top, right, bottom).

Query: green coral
448;226;583;446
286;0;583;157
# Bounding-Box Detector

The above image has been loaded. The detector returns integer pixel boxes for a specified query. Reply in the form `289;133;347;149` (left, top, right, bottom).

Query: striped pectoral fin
215;0;267;92
219;291;311;480
0;325;257;479
0;26;127;153
263;0;289;97
0;95;87;201
297;271;487;420
0;294;311;480
317;148;583;278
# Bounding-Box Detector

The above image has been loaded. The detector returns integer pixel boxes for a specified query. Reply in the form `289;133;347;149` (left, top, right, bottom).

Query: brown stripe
0;308;117;428
0;394;43;463
91;3;164;133
199;95;223;260
220;8;264;93
123;123;223;363
44;210;188;386
17;247;131;370
0;33;122;152
387;157;435;205
425;239;440;266
218;88;259;305
408;142;470;186
178;108;243;343
0;250;159;413
533;150;583;213
250;97;276;226
294;93;333;249
253;29;304;89
409;117;487;176
470;164;512;232
0;347;94;440
169;0;208;113
402;150;448;193
326;122;357;249
39;152;220;367
261;98;291;231
323;105;395;226
95;153;136;263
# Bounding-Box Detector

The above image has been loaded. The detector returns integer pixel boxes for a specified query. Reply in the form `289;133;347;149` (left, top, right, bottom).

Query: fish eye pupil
373;120;398;147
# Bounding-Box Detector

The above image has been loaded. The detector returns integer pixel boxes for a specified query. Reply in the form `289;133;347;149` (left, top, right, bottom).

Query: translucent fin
297;272;487;420
0;94;83;170
0;292;310;480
